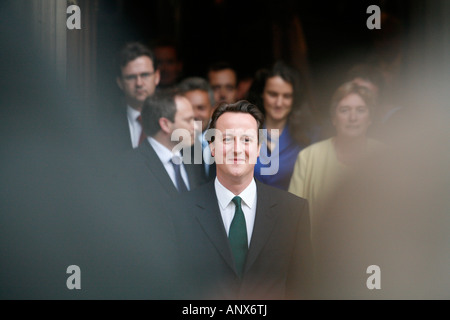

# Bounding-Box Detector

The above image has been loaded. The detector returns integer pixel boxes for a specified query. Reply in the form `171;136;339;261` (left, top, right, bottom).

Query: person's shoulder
171;180;216;220
257;182;309;222
299;138;333;158
118;144;144;164
257;180;307;205
179;180;216;203
310;137;333;149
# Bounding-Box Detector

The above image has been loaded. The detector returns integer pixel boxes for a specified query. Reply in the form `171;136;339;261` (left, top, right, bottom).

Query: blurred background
7;0;449;118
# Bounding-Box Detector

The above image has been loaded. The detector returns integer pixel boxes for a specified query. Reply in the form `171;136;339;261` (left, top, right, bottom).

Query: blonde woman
289;81;384;237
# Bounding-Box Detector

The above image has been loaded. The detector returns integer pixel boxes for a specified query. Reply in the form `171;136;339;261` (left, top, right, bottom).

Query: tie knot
232;196;242;208
136;115;142;124
171;155;182;166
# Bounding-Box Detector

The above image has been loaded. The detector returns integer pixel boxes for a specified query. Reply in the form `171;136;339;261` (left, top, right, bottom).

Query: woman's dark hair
247;60;315;146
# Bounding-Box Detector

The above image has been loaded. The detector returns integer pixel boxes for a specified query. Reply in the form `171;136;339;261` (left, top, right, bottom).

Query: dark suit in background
96;137;208;299
190;141;216;183
122;139;207;199
98;100;134;157
173;180;313;299
93;138;207;298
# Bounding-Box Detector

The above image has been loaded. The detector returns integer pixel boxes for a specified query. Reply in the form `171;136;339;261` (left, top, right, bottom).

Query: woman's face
262;76;293;123
333;93;371;139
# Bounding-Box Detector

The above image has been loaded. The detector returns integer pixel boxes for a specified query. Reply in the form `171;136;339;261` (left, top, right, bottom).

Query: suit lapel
138;141;178;197
185;162;205;189
192;181;281;277
193;183;236;272
244;181;279;274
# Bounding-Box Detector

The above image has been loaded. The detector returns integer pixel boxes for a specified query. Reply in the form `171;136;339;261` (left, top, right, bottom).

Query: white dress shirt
148;137;190;190
126;105;142;149
214;178;257;247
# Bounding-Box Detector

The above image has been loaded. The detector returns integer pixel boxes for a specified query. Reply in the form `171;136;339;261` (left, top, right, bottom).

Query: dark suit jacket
96;99;134;159
126;139;207;198
190;143;216;182
173;179;313;300
91;139;206;299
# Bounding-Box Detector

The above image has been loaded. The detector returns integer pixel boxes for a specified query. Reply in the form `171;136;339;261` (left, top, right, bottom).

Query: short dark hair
116;42;157;77
208;100;264;142
177;77;215;107
149;36;182;61
141;88;180;137
207;61;238;83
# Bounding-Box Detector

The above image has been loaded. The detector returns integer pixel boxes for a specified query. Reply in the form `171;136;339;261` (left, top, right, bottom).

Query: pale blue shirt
200;130;213;176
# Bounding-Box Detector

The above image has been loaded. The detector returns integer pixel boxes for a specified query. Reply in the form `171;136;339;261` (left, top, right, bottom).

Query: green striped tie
229;196;248;278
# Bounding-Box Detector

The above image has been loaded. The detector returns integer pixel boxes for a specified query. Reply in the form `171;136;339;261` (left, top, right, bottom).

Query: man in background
178;77;216;181
152;39;184;89
102;42;160;155
207;61;238;104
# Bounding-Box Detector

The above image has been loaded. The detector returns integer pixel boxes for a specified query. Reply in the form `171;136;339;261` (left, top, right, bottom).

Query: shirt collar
148;137;182;164
215;177;256;210
126;105;141;122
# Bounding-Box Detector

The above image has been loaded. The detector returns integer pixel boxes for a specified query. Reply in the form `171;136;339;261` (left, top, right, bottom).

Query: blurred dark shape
150;37;184;89
0;2;180;299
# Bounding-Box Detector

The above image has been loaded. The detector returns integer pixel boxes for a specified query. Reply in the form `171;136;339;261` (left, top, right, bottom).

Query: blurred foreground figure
0;3;180;299
313;93;450;299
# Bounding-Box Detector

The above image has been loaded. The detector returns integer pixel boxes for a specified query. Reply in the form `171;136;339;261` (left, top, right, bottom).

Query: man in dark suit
99;89;207;298
174;100;313;299
101;42;161;156
178;76;217;182
122;88;206;200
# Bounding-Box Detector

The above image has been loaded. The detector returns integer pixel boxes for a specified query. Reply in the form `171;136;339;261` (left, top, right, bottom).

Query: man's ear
159;117;172;134
116;77;123;91
154;69;161;87
209;141;215;157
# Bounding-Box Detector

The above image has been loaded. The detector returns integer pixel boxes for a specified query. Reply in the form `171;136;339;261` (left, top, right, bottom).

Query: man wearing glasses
102;42;161;154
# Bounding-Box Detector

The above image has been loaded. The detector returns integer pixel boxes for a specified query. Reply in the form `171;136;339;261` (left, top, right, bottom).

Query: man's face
184;89;213;133
210;112;260;182
208;69;237;104
117;56;160;110
169;96;197;148
154;46;182;87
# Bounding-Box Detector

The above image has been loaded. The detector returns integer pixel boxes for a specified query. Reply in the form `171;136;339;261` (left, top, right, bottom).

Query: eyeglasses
122;72;156;82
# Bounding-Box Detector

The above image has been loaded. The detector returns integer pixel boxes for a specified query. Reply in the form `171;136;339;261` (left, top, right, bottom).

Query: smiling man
174;100;313;299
